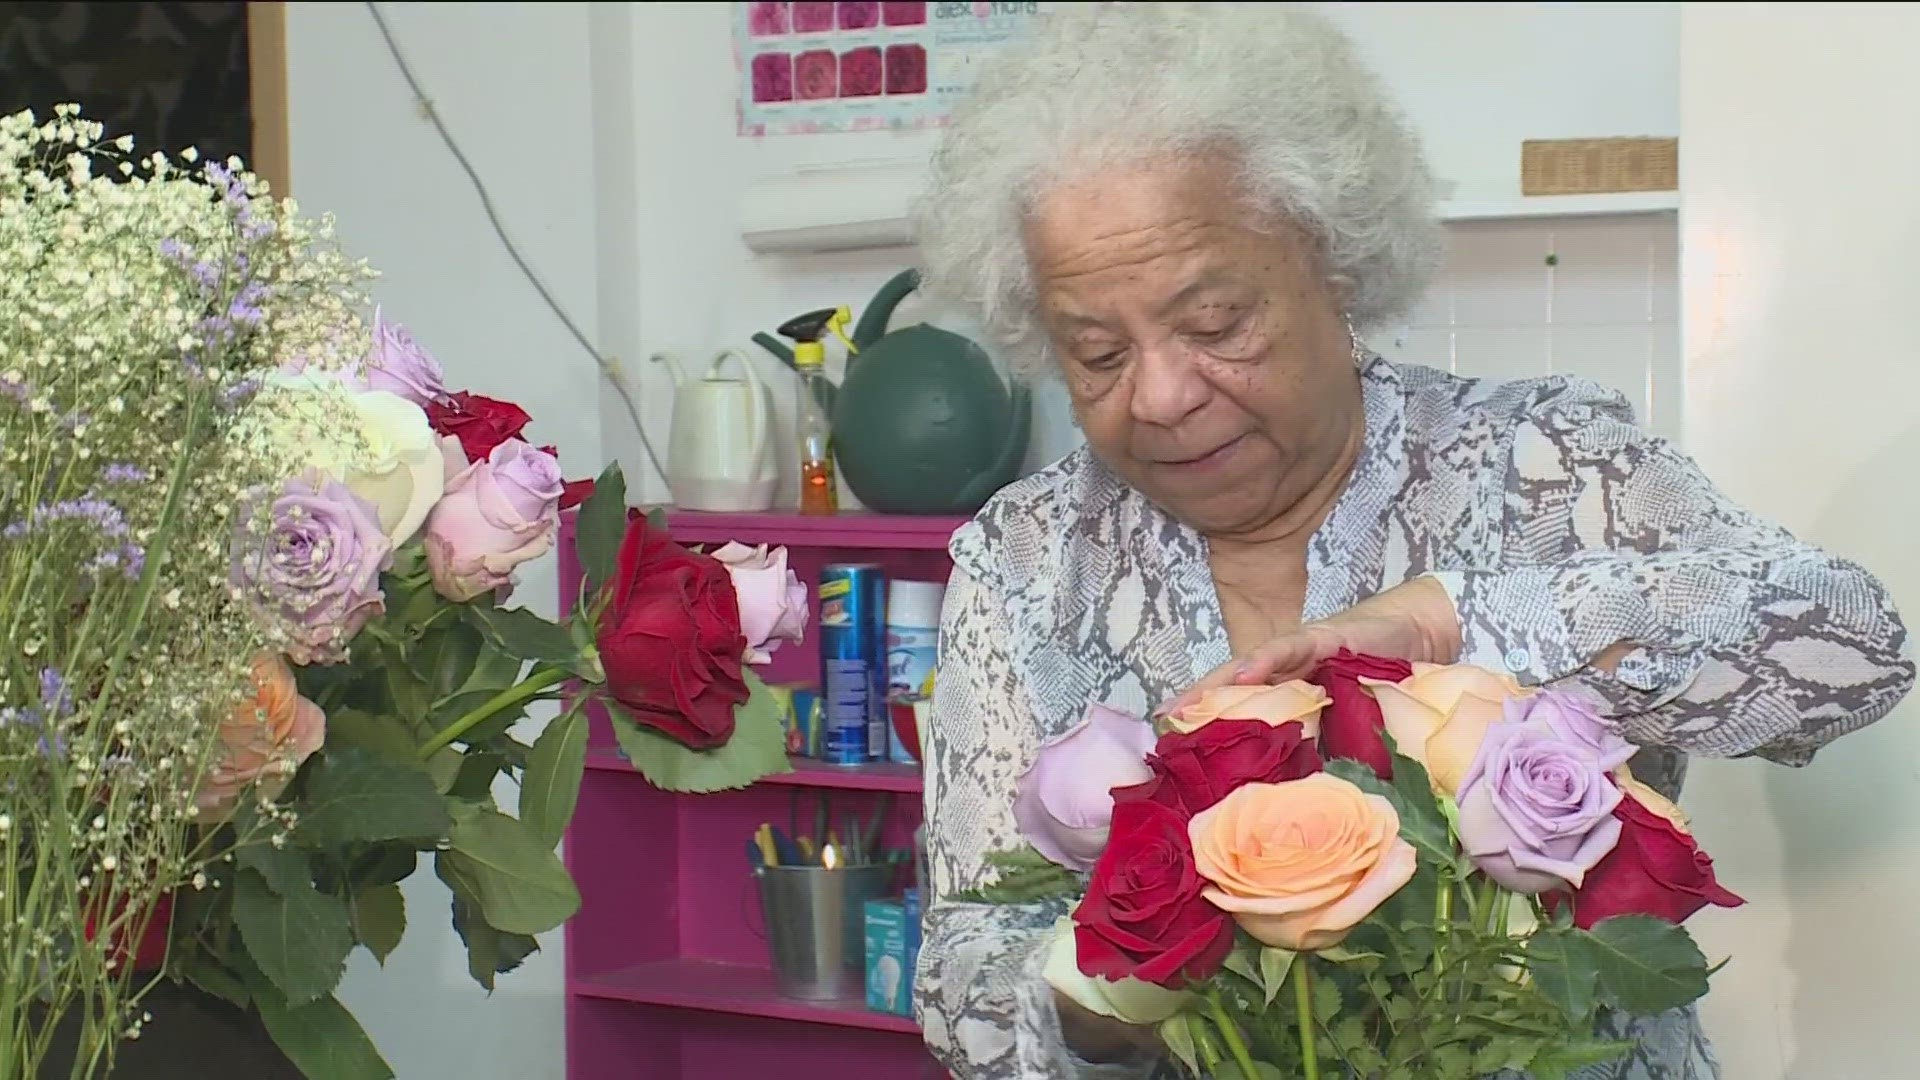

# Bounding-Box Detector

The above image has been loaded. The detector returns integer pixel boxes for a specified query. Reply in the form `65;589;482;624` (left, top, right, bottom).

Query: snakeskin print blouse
915;357;1912;1079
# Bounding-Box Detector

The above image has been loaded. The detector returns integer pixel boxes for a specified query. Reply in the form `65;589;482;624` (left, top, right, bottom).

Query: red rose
427;392;532;463
1559;791;1745;930
1115;719;1322;819
596;516;748;749
83;889;173;973
1073;799;1235;988
1307;649;1413;779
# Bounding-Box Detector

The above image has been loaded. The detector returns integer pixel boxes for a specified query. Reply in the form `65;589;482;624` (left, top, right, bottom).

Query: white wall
1677;7;1920;1078
285;4;602;1077
602;3;1680;510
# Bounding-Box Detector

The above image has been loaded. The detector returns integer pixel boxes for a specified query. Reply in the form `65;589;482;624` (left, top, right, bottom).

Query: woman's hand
1162;576;1462;715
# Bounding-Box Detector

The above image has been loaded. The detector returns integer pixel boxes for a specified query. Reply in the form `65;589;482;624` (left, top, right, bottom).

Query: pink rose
423;441;563;603
1015;704;1157;871
709;542;808;664
197;653;326;819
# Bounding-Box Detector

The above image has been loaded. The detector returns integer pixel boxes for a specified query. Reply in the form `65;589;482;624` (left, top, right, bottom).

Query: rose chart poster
735;2;1051;136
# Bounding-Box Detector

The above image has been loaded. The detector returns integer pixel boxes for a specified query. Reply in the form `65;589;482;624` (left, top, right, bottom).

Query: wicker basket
1521;137;1678;196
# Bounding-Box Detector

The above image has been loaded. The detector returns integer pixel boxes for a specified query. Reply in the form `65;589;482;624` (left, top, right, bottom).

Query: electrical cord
363;1;669;488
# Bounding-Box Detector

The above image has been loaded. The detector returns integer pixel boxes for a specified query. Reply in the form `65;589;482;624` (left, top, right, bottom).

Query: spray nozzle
777;306;857;360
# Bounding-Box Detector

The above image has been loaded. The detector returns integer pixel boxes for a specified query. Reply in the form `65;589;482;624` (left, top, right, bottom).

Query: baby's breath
0;106;374;1074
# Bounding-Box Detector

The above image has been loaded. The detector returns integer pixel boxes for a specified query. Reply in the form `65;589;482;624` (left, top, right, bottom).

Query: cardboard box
863;897;919;1016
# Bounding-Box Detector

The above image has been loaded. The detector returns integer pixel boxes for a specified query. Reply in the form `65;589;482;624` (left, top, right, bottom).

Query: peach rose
196;653;326;819
1618;773;1691;833
1164;681;1328;737
1364;662;1536;796
1187;775;1417;952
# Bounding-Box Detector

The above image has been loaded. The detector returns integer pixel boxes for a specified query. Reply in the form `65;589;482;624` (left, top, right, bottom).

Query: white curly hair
912;2;1443;381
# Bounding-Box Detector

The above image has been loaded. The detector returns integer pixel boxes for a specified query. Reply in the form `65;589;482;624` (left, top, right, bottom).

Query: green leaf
1326;757;1460;873
237;841;315;897
1583;915;1711;1015
351;884;406;965
231;868;354;1006
945;845;1082;904
1315;944;1382;964
180;952;252;1009
445;750;507;803
439;871;541;992
459;646;530;697
1158;1014;1201;1077
348;844;419;889
521;701;588;848
443;804;581;934
429;687;532;744
257;992;396;1080
1525;1040;1636;1080
606;668;793;793
323;709;422;764
294;749;453;848
1310;969;1342;1023
1527;927;1598;1021
382;664;434;727
415;619;485;698
574;462;628;593
463;604;580;671
1258;946;1296;1007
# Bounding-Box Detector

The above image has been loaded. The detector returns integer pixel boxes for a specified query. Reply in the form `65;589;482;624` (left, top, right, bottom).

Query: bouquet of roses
967;652;1744;1080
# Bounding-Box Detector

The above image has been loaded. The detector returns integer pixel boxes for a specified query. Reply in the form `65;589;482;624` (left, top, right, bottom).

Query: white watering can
653;349;777;513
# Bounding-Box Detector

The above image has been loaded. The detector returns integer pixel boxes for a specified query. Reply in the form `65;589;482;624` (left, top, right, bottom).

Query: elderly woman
909;5;1911;1079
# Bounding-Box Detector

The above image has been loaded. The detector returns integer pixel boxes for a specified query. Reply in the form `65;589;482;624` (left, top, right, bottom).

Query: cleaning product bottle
774;306;856;516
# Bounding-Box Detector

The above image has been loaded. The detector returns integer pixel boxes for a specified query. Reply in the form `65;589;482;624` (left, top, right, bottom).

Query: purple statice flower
0;375;27;404
3;497;128;539
219;378;261;410
38;668;72;719
100;463;149;485
157;237;188;262
86;542;146;580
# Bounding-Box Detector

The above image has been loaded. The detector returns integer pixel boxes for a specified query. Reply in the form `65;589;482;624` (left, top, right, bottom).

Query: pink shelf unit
559;509;963;1080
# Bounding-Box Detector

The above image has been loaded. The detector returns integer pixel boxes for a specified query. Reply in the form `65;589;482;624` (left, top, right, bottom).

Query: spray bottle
773;306;856;516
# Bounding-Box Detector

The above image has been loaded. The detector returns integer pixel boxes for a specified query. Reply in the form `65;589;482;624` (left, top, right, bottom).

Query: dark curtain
0;2;252;163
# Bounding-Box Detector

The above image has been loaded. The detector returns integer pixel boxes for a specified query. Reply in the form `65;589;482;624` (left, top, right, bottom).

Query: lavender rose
1013;703;1157;870
1504;687;1633;763
362;309;448;407
423;441;563;602
233;472;393;665
1455;713;1636;894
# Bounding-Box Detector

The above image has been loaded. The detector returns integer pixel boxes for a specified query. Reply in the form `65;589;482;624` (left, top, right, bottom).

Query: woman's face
1025;161;1363;540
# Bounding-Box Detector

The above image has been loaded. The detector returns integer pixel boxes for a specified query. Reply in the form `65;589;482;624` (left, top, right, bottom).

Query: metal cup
755;863;895;1000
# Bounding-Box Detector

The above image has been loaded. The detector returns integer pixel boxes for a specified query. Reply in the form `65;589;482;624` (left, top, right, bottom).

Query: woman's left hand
1161;576;1462;716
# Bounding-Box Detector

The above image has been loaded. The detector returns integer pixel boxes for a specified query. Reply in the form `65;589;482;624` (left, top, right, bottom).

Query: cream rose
1364;662;1535;795
1188;775;1417;952
1164;681;1328;736
1040;918;1193;1025
336;389;446;545
264;373;446;546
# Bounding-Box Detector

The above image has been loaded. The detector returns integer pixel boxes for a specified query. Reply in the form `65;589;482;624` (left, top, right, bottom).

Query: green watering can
754;269;1032;516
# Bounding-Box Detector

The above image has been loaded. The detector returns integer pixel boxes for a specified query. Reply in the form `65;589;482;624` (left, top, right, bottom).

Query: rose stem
417;664;572;758
1204;989;1261;1080
1189;1012;1225;1073
1292;959;1321;1080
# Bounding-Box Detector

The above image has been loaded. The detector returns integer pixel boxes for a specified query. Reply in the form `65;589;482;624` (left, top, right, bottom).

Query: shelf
1437;191;1679;221
738;163;1678;254
588;748;924;793
661;509;968;551
571;959;922;1035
